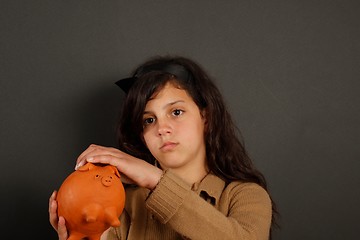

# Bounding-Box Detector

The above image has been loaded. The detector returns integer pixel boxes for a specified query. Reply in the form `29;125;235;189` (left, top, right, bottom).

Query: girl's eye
172;109;184;116
143;117;155;126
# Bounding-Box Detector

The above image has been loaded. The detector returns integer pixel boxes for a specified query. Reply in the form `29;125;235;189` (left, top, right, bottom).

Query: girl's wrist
150;169;165;190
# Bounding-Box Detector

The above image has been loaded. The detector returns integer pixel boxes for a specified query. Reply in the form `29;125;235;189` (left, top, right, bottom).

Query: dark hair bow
115;63;192;93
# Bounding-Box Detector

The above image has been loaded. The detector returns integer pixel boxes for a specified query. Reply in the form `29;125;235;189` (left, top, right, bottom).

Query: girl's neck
169;164;208;185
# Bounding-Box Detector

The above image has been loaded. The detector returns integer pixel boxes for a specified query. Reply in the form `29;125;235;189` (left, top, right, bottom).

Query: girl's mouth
160;142;178;151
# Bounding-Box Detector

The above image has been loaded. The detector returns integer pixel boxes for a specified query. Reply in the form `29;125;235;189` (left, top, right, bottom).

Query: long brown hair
116;55;279;235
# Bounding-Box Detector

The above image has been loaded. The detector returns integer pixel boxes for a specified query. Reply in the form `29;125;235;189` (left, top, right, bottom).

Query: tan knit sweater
106;169;272;240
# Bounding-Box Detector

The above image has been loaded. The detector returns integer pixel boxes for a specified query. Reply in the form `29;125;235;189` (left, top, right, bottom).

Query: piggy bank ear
108;165;121;178
77;162;94;172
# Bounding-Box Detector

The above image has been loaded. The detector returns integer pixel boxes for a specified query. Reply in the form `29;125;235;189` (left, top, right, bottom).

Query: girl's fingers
75;144;120;170
86;153;120;166
48;190;56;212
75;144;98;169
57;216;68;240
49;191;59;230
73;144;162;189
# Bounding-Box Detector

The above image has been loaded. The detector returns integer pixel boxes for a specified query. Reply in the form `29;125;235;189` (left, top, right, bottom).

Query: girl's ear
201;109;208;132
201;109;208;123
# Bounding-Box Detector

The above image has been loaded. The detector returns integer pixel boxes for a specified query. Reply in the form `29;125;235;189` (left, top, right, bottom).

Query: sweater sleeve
146;170;272;240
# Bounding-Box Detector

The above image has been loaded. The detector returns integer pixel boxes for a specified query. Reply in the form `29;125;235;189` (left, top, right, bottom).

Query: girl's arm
146;170;272;240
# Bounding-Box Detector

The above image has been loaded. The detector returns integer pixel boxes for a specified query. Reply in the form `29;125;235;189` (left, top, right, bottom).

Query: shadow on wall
0;83;124;238
0;183;57;238
73;83;125;150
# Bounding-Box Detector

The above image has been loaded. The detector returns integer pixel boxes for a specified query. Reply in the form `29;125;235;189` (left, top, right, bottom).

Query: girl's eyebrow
166;100;185;108
143;100;185;114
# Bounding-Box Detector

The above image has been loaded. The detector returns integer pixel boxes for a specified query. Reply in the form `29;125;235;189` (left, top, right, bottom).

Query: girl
49;55;277;239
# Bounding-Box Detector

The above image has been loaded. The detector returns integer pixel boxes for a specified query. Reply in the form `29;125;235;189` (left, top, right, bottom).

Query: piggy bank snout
95;174;115;187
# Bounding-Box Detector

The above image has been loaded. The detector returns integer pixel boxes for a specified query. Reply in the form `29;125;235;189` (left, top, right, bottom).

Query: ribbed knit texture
106;169;272;240
146;170;191;224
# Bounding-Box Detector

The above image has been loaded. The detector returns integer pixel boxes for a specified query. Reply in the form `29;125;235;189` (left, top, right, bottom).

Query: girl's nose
157;118;172;136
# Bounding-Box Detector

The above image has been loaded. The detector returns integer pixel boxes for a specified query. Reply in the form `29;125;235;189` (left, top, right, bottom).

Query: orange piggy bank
56;162;126;240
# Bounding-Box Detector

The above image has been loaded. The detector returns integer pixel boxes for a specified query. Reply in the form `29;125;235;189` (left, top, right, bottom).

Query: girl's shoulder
226;180;267;191
222;181;271;204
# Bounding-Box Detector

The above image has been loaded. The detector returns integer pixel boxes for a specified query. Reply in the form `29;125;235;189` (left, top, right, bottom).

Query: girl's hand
49;190;110;240
75;144;163;190
48;191;68;240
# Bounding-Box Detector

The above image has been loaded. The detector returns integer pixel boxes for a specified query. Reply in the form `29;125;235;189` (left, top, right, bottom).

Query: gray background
1;1;359;239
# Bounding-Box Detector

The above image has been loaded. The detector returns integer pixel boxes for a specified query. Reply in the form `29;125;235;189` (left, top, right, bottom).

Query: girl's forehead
149;82;188;100
144;83;195;108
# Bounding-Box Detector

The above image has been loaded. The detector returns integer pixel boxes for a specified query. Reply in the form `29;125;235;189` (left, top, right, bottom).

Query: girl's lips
160;142;178;151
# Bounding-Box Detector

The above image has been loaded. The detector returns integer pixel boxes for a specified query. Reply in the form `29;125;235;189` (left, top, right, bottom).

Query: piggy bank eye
95;174;100;178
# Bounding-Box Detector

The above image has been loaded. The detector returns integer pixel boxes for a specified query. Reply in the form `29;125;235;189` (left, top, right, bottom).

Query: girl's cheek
143;133;152;149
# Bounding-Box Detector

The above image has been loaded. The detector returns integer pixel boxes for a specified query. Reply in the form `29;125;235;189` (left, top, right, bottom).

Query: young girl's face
142;82;207;178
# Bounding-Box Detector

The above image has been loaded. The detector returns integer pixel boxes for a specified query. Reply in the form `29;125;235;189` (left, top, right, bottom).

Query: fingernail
75;162;80;170
87;157;94;162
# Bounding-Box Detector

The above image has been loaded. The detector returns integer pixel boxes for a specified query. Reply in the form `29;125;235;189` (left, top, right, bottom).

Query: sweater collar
191;172;225;206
